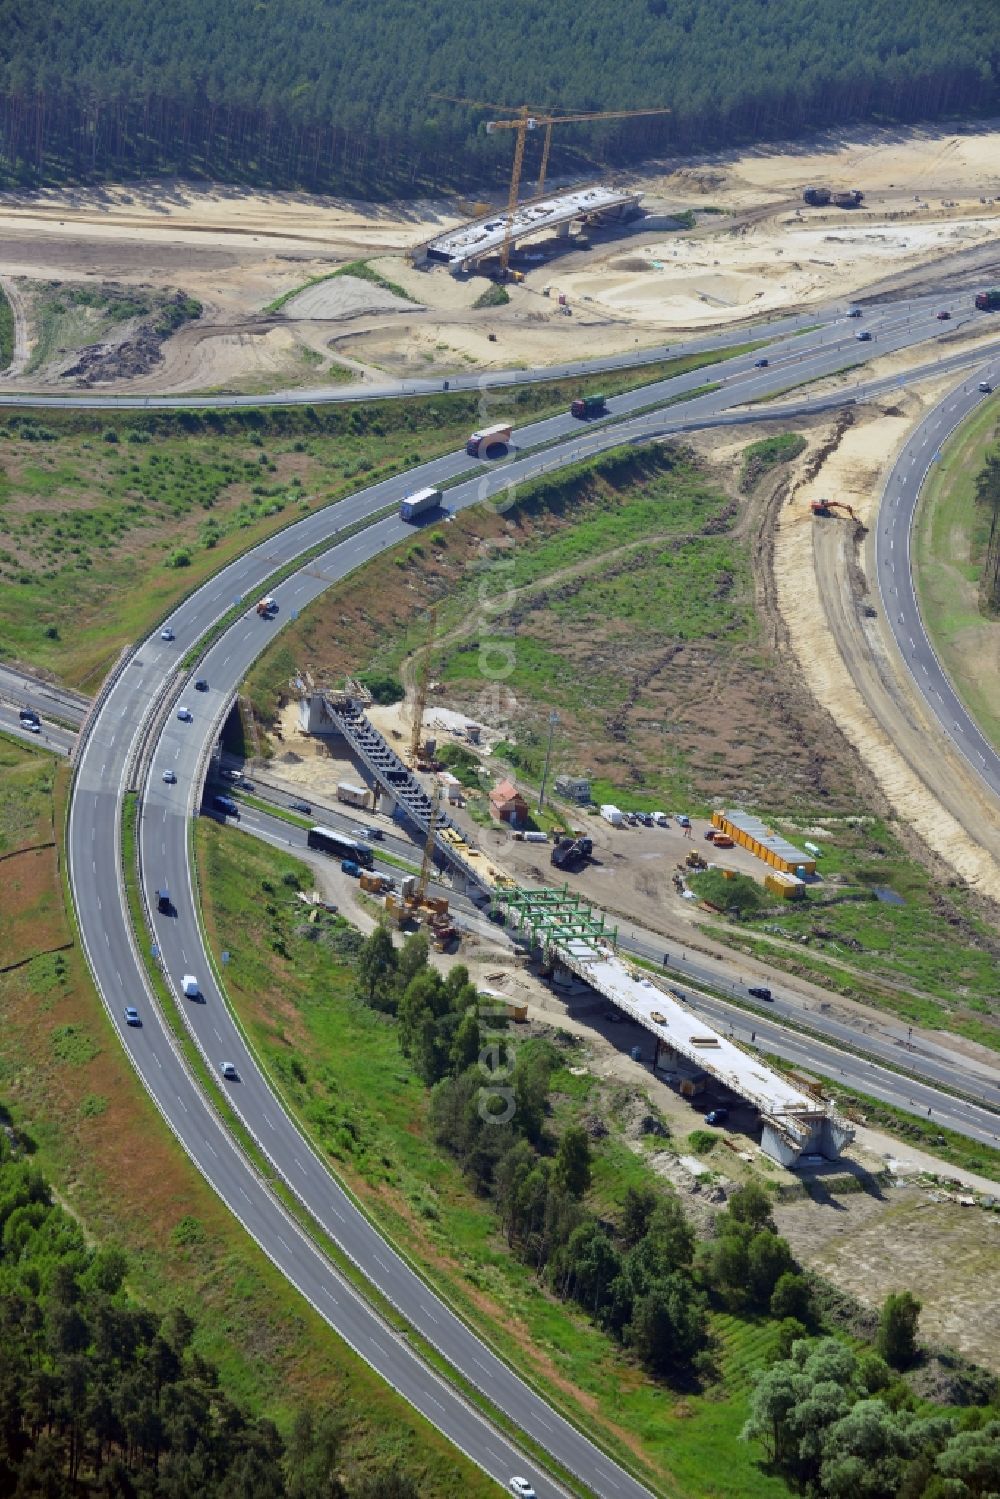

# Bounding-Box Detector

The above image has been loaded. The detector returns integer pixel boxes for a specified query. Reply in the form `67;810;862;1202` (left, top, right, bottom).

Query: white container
600;803;624;826
523;831;548;844
181;975;199;998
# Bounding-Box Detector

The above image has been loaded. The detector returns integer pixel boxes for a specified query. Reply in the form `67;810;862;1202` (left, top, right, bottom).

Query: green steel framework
489;885;618;955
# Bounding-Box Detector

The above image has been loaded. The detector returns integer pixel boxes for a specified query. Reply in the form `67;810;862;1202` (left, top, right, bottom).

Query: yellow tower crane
409;604;438;768
416;783;443;906
433;96;671;274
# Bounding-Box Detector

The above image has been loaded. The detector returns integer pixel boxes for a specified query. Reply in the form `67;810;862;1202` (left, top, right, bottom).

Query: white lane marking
262;1112;275;1129
322;1286;338;1305
276;1234;293;1256
420;1304;440;1323
206;1142;217;1158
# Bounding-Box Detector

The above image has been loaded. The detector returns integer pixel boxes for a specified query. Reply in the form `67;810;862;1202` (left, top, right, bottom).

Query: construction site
289;672;854;1171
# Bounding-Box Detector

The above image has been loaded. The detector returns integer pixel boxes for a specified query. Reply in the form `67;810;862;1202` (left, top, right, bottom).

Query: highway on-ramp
876;366;1000;800
67;304;1000;1496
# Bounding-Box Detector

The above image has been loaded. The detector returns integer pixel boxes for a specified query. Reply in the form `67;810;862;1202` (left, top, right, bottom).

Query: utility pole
538;710;559;812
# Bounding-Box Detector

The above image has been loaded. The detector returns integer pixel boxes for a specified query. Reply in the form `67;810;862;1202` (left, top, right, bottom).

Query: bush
167;550;192;568
358;672;405;705
473;282;510;309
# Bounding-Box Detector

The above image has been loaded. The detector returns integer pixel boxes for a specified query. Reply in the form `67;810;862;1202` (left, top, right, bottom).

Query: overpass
412;183;643;271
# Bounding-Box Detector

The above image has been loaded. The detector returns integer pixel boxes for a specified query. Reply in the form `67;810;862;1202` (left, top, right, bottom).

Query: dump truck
399;486;442;523
337;780;374;810
832;190;864;207
570;395;607;419
465;423;512;457
802;186;831;206
256;596;277;617
975;289;1000;311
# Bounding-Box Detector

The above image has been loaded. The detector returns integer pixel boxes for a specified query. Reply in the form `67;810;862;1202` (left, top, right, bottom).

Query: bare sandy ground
771;391;1000;900
1;123;999;391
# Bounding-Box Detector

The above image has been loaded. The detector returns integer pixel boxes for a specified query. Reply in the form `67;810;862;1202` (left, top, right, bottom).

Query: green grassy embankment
0;281;14;371
912;395;1000;751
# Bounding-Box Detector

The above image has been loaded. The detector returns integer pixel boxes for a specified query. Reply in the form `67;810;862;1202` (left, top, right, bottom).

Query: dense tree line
0;1130;415;1496
355;929;817;1383
743;1336;1000;1498
0;0;997;194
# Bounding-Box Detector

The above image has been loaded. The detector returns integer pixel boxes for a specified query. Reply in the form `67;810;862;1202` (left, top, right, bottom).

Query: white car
220;1061;238;1080
176;706;192;722
160;626;175;641
162;769;177;784
508;1481;536;1499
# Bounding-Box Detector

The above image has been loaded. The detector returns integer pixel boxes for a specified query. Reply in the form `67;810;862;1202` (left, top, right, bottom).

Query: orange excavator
810;497;861;523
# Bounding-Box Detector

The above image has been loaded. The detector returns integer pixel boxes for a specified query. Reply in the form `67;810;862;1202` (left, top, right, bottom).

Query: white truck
337;780;374;810
181;975;199;998
466;423;512;457
399;486;441;523
600;804;624;827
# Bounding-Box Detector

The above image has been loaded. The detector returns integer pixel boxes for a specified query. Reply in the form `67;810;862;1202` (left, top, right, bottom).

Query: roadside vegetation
739;432;807;492
24;281;201;376
0;751;497;1499
0;347;758;691
195;819;999;1497
0;280;14;370
914;399;1000;751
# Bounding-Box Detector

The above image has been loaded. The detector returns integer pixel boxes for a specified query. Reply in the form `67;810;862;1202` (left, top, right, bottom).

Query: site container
337;781;374;810
711;810;815;875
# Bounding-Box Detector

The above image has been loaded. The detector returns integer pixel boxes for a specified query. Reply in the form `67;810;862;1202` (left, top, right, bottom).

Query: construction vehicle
975;288;1000;311
433;96;671;275
551;834;593;871
430;913;459;951
811;498;863;526
466;423;512;457
570;395;607;419
685;851;707;870
256;596;277;617
802;187;863;207
400;486;442;523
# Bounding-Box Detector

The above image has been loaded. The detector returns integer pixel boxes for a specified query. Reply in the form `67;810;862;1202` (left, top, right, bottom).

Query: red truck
975;289;1000;311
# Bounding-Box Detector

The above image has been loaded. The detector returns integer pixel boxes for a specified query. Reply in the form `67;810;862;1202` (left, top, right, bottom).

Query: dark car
194;678;209;692
936;309;951;320
19;708;39;725
753;357;769;368
705;1108;729;1126
856;329;872;341
847;307;863;318
291;800;312;814
748;985;773;1001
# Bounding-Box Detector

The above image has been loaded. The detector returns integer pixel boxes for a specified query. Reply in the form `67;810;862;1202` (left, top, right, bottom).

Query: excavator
810;497;866;530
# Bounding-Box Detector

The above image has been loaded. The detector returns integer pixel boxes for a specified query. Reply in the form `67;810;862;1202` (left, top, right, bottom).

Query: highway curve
876;368;1000;800
66;304;1000;1495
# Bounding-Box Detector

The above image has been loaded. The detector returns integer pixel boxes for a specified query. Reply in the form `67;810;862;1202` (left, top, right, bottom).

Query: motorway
876;369;1000;799
59;301;1000;1496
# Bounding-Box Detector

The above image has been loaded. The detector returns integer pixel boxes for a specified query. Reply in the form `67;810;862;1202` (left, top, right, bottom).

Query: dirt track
772;398;1000;901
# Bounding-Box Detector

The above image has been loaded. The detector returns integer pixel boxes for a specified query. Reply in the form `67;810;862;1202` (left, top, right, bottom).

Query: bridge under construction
411;184;643;272
303;691;854;1169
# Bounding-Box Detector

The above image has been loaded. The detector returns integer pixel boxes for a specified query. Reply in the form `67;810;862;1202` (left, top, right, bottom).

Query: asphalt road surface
66;303;1000;1493
876;368;1000;799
